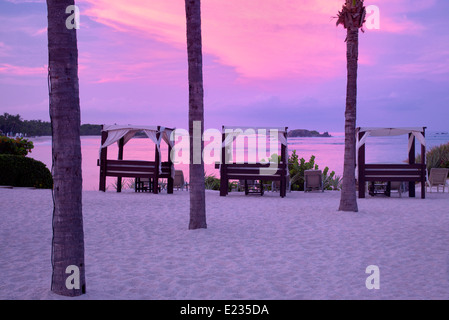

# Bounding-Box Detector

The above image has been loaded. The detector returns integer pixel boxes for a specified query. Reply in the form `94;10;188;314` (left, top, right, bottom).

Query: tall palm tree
336;0;366;212
47;0;86;296
185;0;207;229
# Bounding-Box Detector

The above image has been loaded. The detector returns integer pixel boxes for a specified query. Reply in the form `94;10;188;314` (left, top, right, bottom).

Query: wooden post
167;136;174;194
280;128;287;198
99;128;108;192
220;129;227;196
358;131;366;198
421;128;426;199
153;126;161;194
408;133;416;198
116;137;124;193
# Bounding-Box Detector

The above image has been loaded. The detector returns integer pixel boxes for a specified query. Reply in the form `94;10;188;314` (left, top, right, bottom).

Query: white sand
1;187;449;300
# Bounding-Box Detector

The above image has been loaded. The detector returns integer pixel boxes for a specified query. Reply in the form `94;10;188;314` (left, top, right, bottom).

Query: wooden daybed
216;126;289;198
356;127;427;199
98;125;175;194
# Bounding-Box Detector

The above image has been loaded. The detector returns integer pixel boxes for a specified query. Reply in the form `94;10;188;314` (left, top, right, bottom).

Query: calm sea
28;131;449;191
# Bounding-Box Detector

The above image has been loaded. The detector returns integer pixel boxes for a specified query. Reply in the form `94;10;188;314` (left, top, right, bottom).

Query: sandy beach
1;187;449;300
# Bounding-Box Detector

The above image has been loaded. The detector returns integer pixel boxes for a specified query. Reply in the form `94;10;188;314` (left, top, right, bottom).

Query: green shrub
205;173;237;192
288;150;342;191
205;173;220;190
0;154;53;188
416;143;449;173
322;167;342;191
0;136;34;156
426;143;449;171
289;151;318;191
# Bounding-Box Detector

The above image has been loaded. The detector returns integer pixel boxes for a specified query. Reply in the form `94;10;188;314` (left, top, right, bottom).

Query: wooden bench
216;163;288;197
358;164;426;198
98;159;173;194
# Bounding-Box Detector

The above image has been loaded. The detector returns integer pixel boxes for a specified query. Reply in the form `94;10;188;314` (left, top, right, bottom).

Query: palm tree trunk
338;26;359;212
47;0;86;296
185;0;207;229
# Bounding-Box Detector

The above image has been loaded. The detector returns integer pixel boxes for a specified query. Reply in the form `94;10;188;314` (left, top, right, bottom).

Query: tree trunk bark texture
339;26;359;212
185;0;207;229
47;0;86;296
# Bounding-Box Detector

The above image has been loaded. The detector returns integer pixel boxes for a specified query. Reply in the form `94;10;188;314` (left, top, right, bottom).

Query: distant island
287;129;331;138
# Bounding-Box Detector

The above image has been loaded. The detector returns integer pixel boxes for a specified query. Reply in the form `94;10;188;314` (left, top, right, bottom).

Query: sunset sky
1;0;448;132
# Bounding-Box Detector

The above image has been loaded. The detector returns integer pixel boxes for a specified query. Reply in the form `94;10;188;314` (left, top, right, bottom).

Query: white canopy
356;127;426;153
101;124;174;150
100;124;175;177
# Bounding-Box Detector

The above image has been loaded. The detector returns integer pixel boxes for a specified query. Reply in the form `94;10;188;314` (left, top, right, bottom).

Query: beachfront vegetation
289;151;342;191
0;136;34;156
0;113;102;136
110;178;135;191
0;154;53;188
205;173;220;190
205;173;237;192
416;142;449;173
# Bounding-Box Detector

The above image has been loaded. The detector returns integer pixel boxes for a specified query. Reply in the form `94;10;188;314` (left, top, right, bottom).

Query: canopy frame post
280;127;288;198
153;126;161;194
357;130;366;198
420;129;426;199
167;140;174;194
408;133;416;198
99;127;108;192
116;137;124;193
220;128;228;196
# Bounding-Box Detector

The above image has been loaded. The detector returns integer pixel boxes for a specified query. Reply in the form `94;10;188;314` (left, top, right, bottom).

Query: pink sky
1;0;448;131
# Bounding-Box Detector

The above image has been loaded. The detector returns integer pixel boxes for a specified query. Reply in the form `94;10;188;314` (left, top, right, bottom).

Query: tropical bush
0;154;53;188
109;178;135;191
204;173;237;192
0;136;34;156
205;173;220;190
425;143;449;171
289;150;342;191
260;150;342;191
416;142;449;173
322;166;342;191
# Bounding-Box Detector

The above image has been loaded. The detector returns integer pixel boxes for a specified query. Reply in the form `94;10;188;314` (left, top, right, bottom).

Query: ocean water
28;131;449;191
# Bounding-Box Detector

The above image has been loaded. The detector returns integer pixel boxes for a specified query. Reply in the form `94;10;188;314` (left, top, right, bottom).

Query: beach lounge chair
174;170;188;190
304;170;323;192
426;168;449;193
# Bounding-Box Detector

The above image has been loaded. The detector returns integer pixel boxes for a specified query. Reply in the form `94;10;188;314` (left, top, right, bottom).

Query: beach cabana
98;124;175;194
215;126;289;198
356;127;426;199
